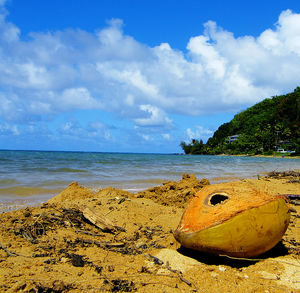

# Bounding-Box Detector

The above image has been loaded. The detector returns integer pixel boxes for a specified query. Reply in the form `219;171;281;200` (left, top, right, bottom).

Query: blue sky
0;0;300;153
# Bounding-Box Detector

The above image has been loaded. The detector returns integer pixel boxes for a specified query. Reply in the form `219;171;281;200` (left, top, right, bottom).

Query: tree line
180;87;300;156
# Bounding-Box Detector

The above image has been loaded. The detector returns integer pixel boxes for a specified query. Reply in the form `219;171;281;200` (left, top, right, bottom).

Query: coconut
174;181;290;257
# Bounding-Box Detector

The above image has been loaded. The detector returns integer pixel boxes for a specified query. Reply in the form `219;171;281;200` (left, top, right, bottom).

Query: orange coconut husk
174;181;290;257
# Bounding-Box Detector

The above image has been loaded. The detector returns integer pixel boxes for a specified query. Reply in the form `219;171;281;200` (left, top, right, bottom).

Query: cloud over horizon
0;2;300;151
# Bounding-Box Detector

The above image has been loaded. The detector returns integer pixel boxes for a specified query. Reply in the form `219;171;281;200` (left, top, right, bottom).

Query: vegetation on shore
180;87;300;156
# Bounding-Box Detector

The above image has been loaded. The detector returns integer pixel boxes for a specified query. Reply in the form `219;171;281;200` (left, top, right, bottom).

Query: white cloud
187;34;226;79
18;63;49;88
89;121;105;130
98;19;124;45
0;3;20;43
186;126;213;141
134;104;173;127
125;94;135;106
0;122;19;135
88;121;111;140
162;133;171;140
1;21;19;42
57;119;113;143
0;5;300;143
61;122;79;133
96;65;159;97
141;134;151;141
58;120;89;138
28;101;51;114
58;87;101;110
273;9;300;55
0;93;31;122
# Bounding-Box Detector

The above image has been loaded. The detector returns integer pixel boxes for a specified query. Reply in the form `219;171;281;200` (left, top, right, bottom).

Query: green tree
180;87;300;156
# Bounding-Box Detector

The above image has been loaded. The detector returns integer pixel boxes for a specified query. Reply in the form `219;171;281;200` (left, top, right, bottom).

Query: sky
0;0;300;153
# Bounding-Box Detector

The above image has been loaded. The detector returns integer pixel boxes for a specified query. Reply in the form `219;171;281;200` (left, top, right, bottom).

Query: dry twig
0;242;30;258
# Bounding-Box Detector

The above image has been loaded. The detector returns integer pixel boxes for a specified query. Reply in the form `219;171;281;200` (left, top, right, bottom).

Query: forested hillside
180;87;300;155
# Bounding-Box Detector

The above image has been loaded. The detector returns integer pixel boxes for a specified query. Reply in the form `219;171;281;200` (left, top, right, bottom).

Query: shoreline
1;152;300;212
0;172;299;292
1;166;299;212
216;153;300;159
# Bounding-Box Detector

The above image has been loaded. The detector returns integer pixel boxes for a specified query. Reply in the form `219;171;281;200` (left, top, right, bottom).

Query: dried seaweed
12;207;111;244
266;170;300;179
103;279;136;292
146;254;197;290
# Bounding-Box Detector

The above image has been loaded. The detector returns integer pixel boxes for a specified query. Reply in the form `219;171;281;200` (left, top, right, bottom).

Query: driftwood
81;207;117;233
0;242;30;258
147;254;196;290
0;242;18;257
78;238;125;248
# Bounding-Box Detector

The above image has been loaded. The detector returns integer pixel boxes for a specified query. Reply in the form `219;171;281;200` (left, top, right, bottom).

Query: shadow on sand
177;241;289;269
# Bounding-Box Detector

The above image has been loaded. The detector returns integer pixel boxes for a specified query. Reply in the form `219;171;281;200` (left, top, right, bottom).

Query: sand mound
136;173;210;208
0;174;299;292
47;182;133;208
47;181;97;205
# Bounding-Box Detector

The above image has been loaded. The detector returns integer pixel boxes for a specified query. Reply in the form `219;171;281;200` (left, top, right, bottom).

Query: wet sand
0;173;299;292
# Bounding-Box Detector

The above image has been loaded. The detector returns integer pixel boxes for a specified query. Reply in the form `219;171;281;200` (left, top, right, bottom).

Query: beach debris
147;253;164;265
1;173;299;293
174;181;291;257
218;265;226;272
12;207;87;244
68;253;85;267
102;279;136;292
136;174;210;208
145;253;195;288
265;170;300;183
266;170;300;179
113;196;130;204
81;206;117;233
289;207;297;213
10;280;72;293
0;242;20;257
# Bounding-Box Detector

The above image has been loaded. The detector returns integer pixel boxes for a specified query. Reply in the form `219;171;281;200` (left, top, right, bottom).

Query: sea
0;150;299;212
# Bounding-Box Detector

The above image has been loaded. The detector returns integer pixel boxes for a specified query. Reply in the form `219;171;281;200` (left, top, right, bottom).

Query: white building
226;135;239;144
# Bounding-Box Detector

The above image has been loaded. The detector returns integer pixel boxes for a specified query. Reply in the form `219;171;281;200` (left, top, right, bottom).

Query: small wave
211;176;244;183
28;167;88;173
0;158;10;162
96;161;121;165
0;179;19;185
124;178;166;184
0;186;62;197
51;168;88;173
38;180;70;187
124;188;146;193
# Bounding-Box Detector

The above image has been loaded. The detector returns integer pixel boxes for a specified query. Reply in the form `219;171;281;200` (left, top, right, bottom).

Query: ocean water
0;150;299;210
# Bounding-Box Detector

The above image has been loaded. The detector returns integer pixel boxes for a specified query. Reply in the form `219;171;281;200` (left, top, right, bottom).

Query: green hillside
180;87;300;156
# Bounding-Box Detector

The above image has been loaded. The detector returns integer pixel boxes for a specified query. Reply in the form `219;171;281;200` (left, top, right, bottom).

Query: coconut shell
174;181;290;257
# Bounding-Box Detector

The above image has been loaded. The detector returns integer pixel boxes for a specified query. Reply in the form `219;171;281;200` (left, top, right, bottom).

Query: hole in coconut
210;194;229;205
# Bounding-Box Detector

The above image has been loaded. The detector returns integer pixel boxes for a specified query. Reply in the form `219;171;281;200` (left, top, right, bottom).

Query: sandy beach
0;172;299;292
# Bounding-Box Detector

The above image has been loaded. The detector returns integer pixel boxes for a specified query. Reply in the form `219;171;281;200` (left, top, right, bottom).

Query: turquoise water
0;150;299;210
